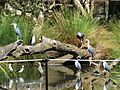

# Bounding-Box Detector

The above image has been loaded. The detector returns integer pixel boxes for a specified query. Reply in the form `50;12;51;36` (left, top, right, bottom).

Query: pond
0;62;120;90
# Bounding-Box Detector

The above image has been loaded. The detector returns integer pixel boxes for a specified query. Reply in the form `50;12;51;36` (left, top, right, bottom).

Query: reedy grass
0;14;16;45
16;16;33;45
108;20;120;58
0;65;10;79
108;20;120;44
39;8;99;44
0;13;33;46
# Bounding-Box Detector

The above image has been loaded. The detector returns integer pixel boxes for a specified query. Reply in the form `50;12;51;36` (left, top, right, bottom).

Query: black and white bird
8;63;24;73
9;79;13;88
11;23;22;40
31;34;36;45
103;61;110;72
9;63;13;72
76;32;84;43
18;65;24;73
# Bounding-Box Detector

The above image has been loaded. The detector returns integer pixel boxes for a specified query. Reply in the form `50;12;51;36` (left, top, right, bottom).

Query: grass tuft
38;8;99;45
0;13;33;46
108;20;120;59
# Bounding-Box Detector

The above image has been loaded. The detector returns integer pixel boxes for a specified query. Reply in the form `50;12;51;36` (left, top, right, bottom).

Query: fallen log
0;36;87;60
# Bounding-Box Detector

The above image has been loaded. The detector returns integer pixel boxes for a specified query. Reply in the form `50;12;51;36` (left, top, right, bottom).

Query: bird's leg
76;71;81;77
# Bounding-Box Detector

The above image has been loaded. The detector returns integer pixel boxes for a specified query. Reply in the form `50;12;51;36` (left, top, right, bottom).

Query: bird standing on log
76;32;84;43
87;39;95;57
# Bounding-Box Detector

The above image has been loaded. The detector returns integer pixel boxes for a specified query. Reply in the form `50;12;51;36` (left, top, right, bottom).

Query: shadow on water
0;62;120;90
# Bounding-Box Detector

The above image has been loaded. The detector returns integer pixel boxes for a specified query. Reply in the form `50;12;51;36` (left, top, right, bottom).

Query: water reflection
25;85;30;90
90;80;94;90
9;79;13;88
7;76;44;90
75;78;82;90
8;77;24;89
0;64;120;90
103;79;110;90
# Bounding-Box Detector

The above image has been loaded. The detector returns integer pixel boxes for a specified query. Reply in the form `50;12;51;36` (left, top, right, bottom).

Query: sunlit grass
111;63;120;86
108;20;120;44
37;7;99;44
108;20;120;59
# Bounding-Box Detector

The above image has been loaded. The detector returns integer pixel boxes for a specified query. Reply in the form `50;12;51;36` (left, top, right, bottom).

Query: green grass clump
108;20;120;44
0;14;16;45
39;8;99;44
108;20;120;58
0;13;33;46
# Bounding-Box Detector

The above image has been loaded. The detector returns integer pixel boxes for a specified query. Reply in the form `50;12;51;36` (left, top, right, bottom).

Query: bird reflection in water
104;79;110;90
9;79;14;88
102;61;110;76
8;77;24;89
23;76;44;90
75;60;82;77
26;85;30;90
75;78;84;90
90;80;94;90
39;77;44;90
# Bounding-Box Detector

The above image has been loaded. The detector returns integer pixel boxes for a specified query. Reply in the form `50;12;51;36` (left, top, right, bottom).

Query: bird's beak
11;23;14;25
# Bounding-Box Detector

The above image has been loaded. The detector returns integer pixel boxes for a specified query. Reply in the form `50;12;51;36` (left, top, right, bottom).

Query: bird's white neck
13;24;17;29
87;40;90;47
76;60;78;62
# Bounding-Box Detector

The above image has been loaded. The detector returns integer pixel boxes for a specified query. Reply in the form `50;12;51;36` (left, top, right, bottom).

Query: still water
0;62;120;90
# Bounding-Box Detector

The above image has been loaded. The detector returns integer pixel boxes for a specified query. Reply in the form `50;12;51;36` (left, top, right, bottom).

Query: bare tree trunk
85;0;90;13
105;0;109;21
90;0;95;18
73;0;87;17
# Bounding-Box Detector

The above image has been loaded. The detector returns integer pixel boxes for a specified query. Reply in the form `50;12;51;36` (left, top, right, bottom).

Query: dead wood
0;36;87;61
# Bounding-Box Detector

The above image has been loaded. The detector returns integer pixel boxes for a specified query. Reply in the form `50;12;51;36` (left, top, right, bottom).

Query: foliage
108;20;120;58
40;7;99;44
0;14;16;45
108;20;120;44
8;0;43;16
0;66;10;79
0;13;33;46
